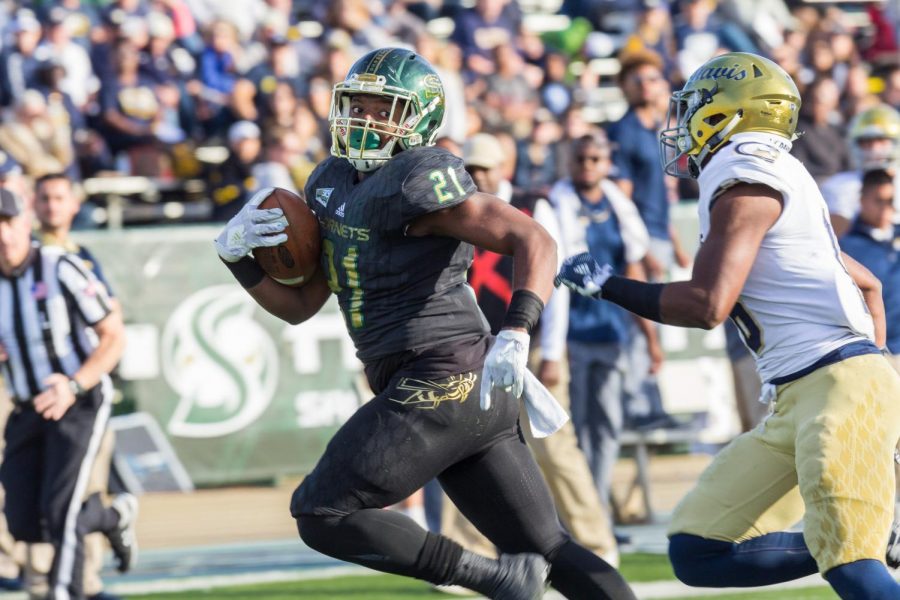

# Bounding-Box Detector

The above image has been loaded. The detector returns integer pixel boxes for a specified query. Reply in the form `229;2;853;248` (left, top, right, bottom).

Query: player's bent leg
667;416;812;586
669;532;817;587
293;369;554;598
439;424;636;600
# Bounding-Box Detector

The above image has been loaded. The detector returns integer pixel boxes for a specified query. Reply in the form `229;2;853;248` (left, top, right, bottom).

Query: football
253;188;321;287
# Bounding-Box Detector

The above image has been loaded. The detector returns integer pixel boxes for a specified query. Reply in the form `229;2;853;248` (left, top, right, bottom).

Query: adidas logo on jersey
335;203;346;218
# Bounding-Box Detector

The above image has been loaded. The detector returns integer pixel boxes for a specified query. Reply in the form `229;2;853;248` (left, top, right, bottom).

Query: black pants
1;388;113;600
291;362;635;599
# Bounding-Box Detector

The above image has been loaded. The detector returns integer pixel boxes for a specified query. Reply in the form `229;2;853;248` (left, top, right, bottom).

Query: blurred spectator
841;62;880;121
539;50;575;118
0;90;75;179
210;120;262;222
673;0;758;77
515;110;565;193
101;0;150;29
38;0;99;50
417;34;468;144
608;50;686;275
443;132;620;566
620;0;678;77
39;7;98;109
324;0;395;56
197;19;242;135
2;9;44;108
484;43;539;137
97;41;163;156
451;0;521;76
840;168;900;368
244;37;303;123
250;127;303;195
550;132;658;515
822;104;900;237
791;77;852;183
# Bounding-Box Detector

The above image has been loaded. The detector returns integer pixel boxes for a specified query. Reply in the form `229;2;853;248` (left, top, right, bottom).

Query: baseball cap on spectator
463;133;505;169
0;152;22;178
13;9;41;33
228;121;261;145
0;188;23;218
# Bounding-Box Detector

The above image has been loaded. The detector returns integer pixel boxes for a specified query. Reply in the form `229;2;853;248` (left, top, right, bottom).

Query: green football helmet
329;47;446;172
659;52;801;178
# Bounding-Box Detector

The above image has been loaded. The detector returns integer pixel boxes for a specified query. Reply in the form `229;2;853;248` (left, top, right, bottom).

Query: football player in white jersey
557;52;900;598
821;104;900;238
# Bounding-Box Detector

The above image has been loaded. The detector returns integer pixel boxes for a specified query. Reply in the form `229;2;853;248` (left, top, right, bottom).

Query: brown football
253;188;321;287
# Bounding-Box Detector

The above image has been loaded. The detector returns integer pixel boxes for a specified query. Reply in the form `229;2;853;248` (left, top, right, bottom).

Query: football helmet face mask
660;52;801;178
330;47;445;172
848;105;900;171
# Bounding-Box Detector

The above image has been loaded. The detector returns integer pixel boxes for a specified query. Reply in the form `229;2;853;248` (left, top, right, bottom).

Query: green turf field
126;553;839;599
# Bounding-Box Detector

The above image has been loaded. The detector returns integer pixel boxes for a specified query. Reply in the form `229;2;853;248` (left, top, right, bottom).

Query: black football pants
1;388;118;600
291;367;636;599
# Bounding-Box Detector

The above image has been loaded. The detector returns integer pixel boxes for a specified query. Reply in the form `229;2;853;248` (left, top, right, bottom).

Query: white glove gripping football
480;329;530;410
215;187;289;263
554;252;615;298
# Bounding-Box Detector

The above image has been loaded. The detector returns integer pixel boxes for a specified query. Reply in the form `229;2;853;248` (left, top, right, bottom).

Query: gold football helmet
660;52;801;178
847;104;900;170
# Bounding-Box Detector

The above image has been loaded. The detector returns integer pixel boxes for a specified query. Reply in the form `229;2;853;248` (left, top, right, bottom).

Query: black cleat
492;553;549;600
106;493;139;573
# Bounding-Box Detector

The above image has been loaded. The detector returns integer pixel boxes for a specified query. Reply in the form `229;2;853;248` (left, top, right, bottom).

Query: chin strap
690;110;743;176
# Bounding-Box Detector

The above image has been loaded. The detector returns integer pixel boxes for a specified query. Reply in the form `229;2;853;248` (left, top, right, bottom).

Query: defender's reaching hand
555;253;614;299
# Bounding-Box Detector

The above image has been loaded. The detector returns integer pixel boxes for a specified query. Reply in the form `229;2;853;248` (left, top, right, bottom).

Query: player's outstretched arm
659;183;781;328
245;268;331;325
407;191;557;303
557;183;782;329
842;251;886;347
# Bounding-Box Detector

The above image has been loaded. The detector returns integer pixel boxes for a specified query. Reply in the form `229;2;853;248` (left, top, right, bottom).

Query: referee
0;188;133;600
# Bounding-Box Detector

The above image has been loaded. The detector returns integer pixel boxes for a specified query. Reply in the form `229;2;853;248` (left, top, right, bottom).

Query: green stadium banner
74;204;733;486
75;225;366;486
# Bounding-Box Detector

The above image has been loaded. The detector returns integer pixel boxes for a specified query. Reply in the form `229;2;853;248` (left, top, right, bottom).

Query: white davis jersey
698;132;874;382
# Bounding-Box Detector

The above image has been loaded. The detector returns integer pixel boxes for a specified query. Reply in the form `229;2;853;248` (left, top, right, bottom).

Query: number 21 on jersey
429;168;466;203
322;239;364;329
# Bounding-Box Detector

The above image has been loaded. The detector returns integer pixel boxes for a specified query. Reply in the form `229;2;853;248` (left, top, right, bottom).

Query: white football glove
554;252;614;298
480;329;530;410
214;187;289;263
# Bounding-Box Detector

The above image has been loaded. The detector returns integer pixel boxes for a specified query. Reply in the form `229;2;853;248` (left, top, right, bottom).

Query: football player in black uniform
215;48;636;600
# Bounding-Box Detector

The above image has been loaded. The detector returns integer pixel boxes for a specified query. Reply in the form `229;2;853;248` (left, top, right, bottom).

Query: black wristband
601;276;665;323
502;289;545;334
222;256;265;289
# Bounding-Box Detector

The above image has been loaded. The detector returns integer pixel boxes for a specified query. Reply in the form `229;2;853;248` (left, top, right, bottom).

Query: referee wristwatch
68;377;86;397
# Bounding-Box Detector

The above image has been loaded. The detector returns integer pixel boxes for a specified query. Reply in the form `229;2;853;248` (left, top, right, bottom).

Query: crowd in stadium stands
0;0;896;222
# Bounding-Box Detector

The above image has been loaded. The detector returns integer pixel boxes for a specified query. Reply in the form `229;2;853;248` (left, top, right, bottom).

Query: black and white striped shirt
0;243;113;401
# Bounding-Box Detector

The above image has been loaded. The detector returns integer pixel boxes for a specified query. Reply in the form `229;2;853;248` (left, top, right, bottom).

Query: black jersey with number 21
304;146;489;364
